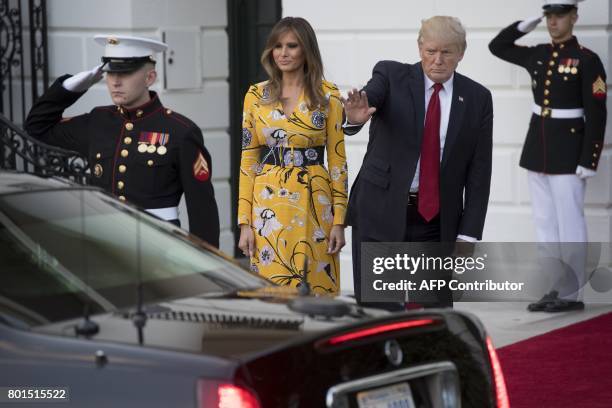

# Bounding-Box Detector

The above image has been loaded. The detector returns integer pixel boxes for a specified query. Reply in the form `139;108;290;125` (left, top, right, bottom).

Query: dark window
228;0;282;257
0;189;269;325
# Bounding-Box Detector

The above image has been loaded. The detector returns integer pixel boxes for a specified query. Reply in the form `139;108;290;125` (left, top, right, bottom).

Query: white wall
38;0;612;289
43;0;234;254
283;0;612;293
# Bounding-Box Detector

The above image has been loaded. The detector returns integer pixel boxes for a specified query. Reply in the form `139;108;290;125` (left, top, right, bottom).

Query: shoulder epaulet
578;44;596;57
164;108;198;129
92;105;118;114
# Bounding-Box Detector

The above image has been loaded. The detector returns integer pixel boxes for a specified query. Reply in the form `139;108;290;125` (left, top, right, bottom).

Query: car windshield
0;188;269;326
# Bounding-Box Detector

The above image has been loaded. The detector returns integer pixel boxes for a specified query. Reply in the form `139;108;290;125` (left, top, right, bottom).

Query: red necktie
418;83;443;221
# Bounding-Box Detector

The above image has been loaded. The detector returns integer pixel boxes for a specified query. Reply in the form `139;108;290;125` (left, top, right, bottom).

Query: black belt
260;146;325;167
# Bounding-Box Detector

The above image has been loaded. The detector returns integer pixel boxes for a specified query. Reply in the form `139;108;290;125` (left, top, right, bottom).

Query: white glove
576;165;597;179
62;64;105;92
517;15;544;33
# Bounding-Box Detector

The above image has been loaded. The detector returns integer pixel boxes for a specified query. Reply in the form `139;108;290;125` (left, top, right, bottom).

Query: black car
0;171;509;407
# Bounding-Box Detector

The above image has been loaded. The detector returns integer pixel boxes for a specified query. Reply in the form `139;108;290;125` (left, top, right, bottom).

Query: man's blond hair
418;16;467;53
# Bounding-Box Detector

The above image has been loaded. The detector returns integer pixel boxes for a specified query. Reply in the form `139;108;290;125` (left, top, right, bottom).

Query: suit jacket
345;61;493;242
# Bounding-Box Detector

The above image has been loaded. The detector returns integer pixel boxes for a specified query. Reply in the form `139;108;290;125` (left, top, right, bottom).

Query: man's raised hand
341;89;376;125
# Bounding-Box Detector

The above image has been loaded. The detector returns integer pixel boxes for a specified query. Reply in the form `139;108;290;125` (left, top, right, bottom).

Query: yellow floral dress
238;80;348;295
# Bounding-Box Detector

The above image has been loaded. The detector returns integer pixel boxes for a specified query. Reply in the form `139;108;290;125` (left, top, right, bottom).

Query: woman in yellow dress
237;17;347;295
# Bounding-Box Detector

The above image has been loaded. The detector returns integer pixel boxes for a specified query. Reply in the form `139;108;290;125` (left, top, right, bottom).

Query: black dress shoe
544;299;585;313
527;291;559;312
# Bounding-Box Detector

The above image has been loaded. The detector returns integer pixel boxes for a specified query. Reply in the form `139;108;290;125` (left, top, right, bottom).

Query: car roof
0;170;80;195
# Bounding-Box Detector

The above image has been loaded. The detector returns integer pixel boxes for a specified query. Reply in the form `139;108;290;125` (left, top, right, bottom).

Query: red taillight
318;318;439;348
198;380;261;408
218;385;259;408
486;336;510;408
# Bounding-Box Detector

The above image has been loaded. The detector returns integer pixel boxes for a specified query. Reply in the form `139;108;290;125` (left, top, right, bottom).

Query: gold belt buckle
541;107;551;117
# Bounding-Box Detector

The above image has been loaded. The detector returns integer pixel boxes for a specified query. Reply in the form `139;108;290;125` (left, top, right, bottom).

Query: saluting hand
341;89;377;126
62;63;106;93
517;14;544;33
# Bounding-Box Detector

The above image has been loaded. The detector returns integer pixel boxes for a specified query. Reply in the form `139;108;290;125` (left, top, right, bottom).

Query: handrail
0;112;90;184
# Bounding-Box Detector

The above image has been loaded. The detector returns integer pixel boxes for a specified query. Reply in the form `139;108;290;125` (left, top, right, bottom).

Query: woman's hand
238;224;256;258
327;225;346;254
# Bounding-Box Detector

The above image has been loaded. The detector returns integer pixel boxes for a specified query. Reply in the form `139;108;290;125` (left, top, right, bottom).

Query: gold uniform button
119;164;127;173
547;70;553;76
124;136;132;145
95;152;101;159
545;80;551;86
593;153;598;158
121;149;129;158
553;52;559;58
136;110;143;117
542;108;550;117
543;99;550;106
544;89;550;96
592;162;596;166
125;122;134;131
596;144;600;148
166;109;172;115
147;160;154;166
571;128;576;133
118;195;126;202
549;60;555;66
117;181;125;190
560;44;565;49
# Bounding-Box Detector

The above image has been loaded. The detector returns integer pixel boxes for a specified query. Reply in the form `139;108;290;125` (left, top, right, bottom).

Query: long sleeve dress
238;80;348;295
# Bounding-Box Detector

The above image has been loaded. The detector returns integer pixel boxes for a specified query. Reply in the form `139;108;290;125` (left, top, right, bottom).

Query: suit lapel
441;73;466;169
407;63;425;147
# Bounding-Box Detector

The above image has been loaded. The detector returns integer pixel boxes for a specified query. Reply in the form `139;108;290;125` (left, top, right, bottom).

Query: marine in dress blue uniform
489;0;607;312
25;35;220;247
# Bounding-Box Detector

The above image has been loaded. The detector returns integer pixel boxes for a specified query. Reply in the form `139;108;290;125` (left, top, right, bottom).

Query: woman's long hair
260;17;327;109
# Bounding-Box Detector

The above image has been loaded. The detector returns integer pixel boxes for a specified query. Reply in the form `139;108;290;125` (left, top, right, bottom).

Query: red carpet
497;312;612;408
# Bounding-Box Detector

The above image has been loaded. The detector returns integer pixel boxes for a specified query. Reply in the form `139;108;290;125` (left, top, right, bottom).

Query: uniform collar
116;91;163;120
550;36;578;50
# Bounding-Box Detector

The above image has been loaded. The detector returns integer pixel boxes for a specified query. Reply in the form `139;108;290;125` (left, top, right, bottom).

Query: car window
0;189;269;326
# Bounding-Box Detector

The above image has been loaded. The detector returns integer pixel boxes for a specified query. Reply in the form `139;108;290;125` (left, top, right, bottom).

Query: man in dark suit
343;16;493;309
